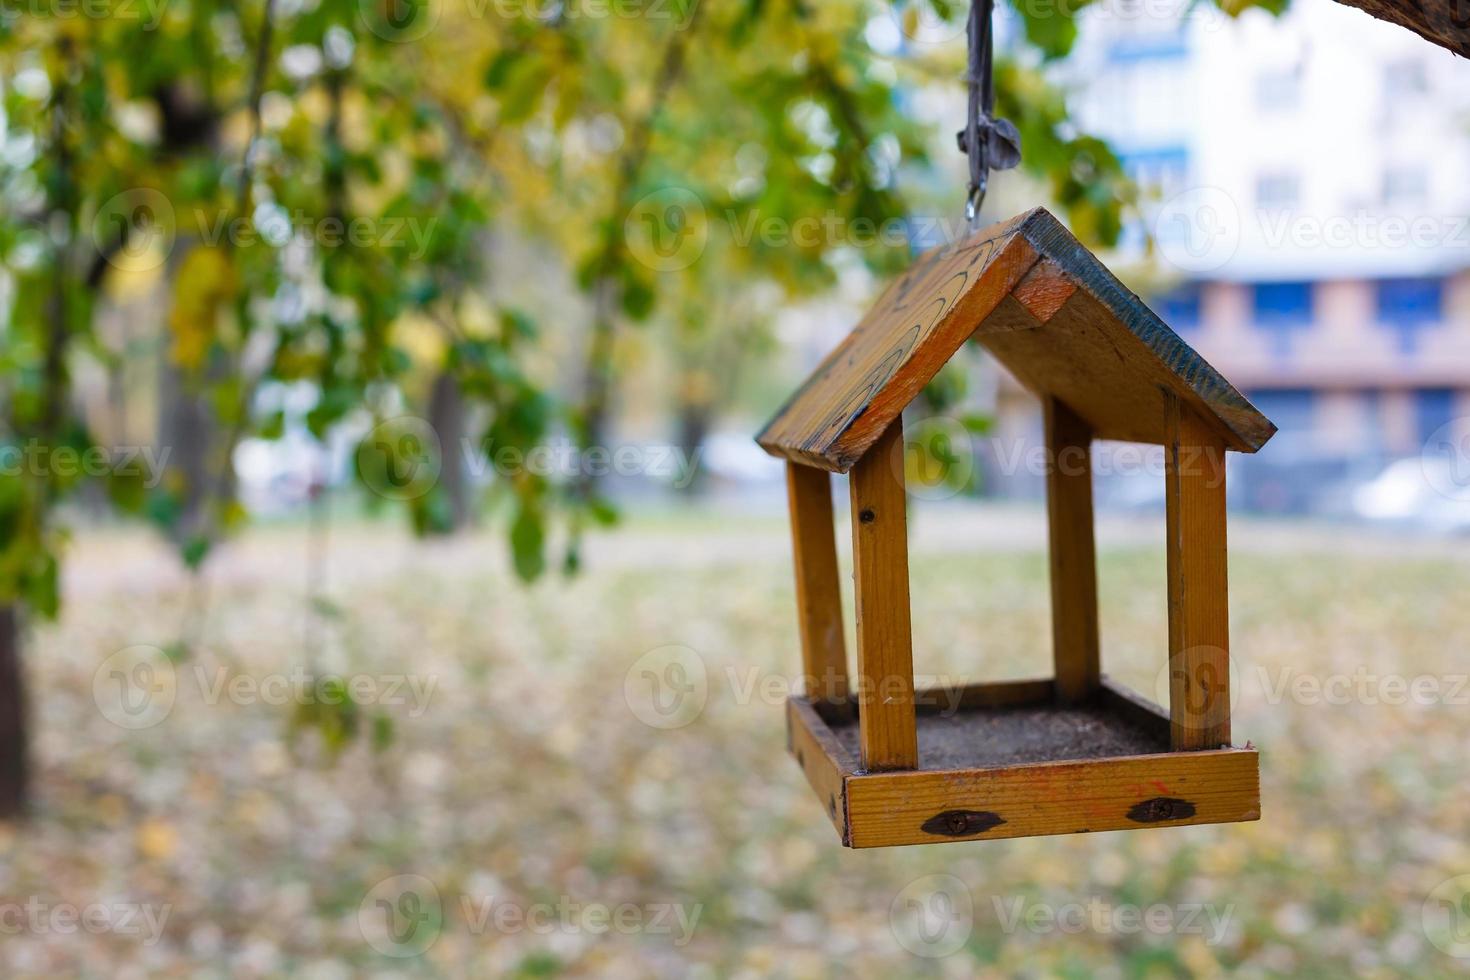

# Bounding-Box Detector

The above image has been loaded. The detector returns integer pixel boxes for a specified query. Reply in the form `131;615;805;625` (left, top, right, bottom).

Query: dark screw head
859;508;876;524
946;813;969;834
1149;799;1175;820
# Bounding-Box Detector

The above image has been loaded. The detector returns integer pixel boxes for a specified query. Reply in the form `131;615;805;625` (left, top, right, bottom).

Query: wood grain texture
1164;392;1233;751
757;215;1039;472
915;677;1054;714
848;419;917;771
787;696;855;842
1016;211;1274;452
756;207;1275;473
784;463;848;704
1098;675;1172;742
1012;258;1076;323
844;748;1259;848
978;287;1247;451
1328;0;1468;58
1044;396;1101;704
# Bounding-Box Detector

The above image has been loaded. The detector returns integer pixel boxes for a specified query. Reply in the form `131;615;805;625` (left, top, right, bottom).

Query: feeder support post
785;462;849;706
1163;392;1232;750
1044;395;1101;704
849;418;918;771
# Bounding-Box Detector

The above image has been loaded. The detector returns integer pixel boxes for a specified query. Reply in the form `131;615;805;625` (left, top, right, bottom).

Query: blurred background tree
0;0;1284;816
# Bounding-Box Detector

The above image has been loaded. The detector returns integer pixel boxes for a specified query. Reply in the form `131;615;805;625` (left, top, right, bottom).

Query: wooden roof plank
755;213;1041;472
757;207;1275;472
1329;0;1469;59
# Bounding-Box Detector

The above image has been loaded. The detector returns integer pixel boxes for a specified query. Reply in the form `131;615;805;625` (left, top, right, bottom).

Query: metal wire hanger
956;0;1021;230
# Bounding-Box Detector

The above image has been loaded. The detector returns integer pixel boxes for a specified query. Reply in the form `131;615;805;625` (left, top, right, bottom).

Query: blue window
1107;30;1188;63
1154;283;1202;332
1120;146;1190;184
1253;282;1313;355
1249;389;1316;437
1376;278;1443;352
1415;388;1455;445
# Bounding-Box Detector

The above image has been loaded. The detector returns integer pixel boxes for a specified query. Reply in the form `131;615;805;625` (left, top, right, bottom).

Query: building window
1248;388;1316;437
1120;145;1190;198
1253;282;1313;354
1254;69;1300;111
1105;13;1188;63
1376;278;1443;352
1255;173;1299;211
1384;59;1428;98
1415;388;1455;445
1154;283;1202;332
1381;167;1428;208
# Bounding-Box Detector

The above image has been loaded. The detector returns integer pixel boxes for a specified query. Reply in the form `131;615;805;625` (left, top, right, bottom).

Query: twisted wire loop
956;0;1021;231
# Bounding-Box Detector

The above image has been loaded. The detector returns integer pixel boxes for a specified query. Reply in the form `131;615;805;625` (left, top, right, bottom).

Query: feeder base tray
787;677;1259;848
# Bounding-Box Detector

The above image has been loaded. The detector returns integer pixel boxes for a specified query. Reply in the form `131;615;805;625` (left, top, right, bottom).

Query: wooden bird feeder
756;208;1277;848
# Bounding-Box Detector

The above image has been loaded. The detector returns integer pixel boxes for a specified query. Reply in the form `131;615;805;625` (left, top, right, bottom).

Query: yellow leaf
136;819;178;860
169;246;237;371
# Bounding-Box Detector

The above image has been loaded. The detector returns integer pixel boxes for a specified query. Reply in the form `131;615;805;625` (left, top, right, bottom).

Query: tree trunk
0;605;29;819
158;361;218;546
674;396;712;496
427;370;470;532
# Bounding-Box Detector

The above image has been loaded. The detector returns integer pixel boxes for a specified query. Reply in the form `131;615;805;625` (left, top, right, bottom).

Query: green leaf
180;536;212;571
509;502;546;582
587;497;619;527
371;714;395;753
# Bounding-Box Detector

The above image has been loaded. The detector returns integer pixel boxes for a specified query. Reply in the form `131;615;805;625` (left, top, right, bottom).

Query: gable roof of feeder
757;207;1276;474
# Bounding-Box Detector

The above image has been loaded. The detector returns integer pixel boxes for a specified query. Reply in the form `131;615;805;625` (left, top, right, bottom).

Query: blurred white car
700;432;785;485
1351;457;1470;534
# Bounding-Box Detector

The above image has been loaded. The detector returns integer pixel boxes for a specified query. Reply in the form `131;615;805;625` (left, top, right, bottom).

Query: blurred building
988;0;1470;512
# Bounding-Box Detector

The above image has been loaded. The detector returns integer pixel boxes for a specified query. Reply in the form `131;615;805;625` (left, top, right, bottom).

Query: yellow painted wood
1164;392;1233;750
1044;396;1101;704
784;462;848;704
844;748;1259;848
848;419;917;771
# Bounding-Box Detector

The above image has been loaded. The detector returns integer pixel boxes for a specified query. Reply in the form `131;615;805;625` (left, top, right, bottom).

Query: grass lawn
3;503;1469;977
